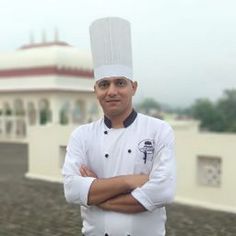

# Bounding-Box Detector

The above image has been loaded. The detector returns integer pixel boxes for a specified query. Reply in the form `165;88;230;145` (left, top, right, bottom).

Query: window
197;155;222;187
73;100;85;124
27;102;36;126
3;102;12;116
39;99;51;125
14;99;25;116
88;102;99;122
59;102;70;125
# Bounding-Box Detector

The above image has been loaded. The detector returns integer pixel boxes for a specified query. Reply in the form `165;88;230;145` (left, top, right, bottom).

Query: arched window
14;99;26;137
0;106;3;135
14;99;25;116
73;100;85;124
59;101;70;125
27;102;36;126
3;102;12;116
88;102;99;122
39;99;51;125
3;102;13;135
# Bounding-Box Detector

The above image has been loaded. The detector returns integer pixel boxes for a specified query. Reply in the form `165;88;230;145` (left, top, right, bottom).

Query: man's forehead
96;77;129;83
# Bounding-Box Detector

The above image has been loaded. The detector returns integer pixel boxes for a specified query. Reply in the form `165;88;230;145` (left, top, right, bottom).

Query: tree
136;98;161;114
191;98;224;131
216;89;236;132
190;89;236;132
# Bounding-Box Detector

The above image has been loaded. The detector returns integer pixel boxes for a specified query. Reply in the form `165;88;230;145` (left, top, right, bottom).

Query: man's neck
105;108;134;128
109;117;125;128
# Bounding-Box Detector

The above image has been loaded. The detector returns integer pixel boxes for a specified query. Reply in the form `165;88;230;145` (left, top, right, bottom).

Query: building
0;38;100;141
0;37;101;182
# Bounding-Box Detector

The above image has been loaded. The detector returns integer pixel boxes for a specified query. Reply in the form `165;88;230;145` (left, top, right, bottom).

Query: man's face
94;77;137;118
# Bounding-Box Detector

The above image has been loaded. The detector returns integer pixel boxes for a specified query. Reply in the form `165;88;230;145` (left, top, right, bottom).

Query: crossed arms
63;125;176;214
80;165;148;213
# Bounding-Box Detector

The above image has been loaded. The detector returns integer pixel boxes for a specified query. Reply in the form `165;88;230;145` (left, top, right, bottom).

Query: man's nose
107;83;118;96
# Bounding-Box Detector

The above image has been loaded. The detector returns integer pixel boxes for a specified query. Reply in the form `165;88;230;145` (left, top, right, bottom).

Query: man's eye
116;80;127;87
98;81;109;89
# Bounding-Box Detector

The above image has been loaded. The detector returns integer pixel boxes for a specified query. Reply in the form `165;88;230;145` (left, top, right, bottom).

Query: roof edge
0;66;94;78
19;41;71;50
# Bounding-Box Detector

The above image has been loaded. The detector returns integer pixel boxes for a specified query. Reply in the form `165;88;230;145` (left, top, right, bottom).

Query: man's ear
132;81;138;95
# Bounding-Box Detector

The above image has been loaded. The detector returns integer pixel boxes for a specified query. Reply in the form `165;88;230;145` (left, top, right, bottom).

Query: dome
0;42;93;71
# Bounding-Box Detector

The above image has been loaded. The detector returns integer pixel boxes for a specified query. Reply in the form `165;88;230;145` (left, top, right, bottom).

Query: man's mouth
106;100;120;103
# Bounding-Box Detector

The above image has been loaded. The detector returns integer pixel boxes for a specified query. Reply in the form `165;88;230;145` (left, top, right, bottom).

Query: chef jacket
62;111;176;236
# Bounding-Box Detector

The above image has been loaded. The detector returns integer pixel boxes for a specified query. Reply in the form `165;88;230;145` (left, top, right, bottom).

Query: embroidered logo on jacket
138;139;155;163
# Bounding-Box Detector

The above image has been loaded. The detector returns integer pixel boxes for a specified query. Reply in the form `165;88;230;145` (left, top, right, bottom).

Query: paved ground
0;143;236;236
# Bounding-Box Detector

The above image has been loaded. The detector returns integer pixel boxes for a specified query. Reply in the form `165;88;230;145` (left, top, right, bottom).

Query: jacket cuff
131;187;156;211
64;176;96;207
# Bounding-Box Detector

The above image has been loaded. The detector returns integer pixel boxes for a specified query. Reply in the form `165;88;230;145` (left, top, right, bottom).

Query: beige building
0;38;101;180
0;39;100;142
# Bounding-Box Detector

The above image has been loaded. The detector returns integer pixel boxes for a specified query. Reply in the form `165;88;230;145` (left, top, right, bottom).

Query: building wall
173;121;236;213
26;125;72;182
26;120;236;213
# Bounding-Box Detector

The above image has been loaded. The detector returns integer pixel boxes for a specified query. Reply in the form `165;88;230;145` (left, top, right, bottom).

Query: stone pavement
0;143;236;236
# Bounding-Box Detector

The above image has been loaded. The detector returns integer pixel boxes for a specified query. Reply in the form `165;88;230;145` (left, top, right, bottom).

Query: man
62;17;176;236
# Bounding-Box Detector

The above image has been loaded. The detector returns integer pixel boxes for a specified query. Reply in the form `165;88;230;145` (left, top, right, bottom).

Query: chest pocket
134;139;155;175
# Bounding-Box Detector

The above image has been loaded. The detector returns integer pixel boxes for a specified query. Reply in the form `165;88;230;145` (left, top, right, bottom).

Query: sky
0;0;236;108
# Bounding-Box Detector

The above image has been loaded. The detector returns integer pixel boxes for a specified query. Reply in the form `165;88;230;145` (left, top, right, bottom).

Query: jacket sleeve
131;123;176;211
62;128;96;206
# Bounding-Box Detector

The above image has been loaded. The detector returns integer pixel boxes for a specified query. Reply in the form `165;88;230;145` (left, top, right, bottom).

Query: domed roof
0;41;93;71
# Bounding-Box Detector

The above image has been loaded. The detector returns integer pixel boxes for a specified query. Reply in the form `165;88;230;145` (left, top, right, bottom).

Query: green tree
191;98;226;131
216;89;236;132
191;89;236;132
136;98;160;114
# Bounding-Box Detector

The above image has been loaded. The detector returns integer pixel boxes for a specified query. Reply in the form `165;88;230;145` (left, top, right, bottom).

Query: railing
0;116;28;143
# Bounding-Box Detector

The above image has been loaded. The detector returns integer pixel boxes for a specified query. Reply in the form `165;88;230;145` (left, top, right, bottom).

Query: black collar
104;110;137;129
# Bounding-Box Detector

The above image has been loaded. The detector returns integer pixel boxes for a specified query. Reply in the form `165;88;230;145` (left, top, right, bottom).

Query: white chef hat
89;17;133;81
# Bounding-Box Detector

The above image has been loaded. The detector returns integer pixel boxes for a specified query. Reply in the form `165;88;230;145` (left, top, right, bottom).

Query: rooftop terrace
0;143;235;236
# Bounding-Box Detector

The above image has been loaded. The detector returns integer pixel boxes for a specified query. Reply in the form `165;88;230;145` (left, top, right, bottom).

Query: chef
62;17;176;236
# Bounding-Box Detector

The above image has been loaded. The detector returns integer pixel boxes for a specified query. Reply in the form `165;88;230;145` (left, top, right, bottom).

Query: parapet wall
26;121;236;213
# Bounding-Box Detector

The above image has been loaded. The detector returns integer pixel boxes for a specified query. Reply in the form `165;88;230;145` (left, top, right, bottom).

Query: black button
105;234;109;236
104;131;108;134
105;154;109;158
128;149;132;153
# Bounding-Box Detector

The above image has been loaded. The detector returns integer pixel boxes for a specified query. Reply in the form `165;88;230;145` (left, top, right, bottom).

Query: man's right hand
80;165;97;178
125;174;149;190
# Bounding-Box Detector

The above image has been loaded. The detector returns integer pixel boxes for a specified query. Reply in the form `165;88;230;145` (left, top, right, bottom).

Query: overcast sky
0;0;236;107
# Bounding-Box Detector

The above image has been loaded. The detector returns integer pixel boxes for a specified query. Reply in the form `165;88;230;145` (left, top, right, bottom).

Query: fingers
80;165;90;177
80;165;97;178
79;165;86;177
